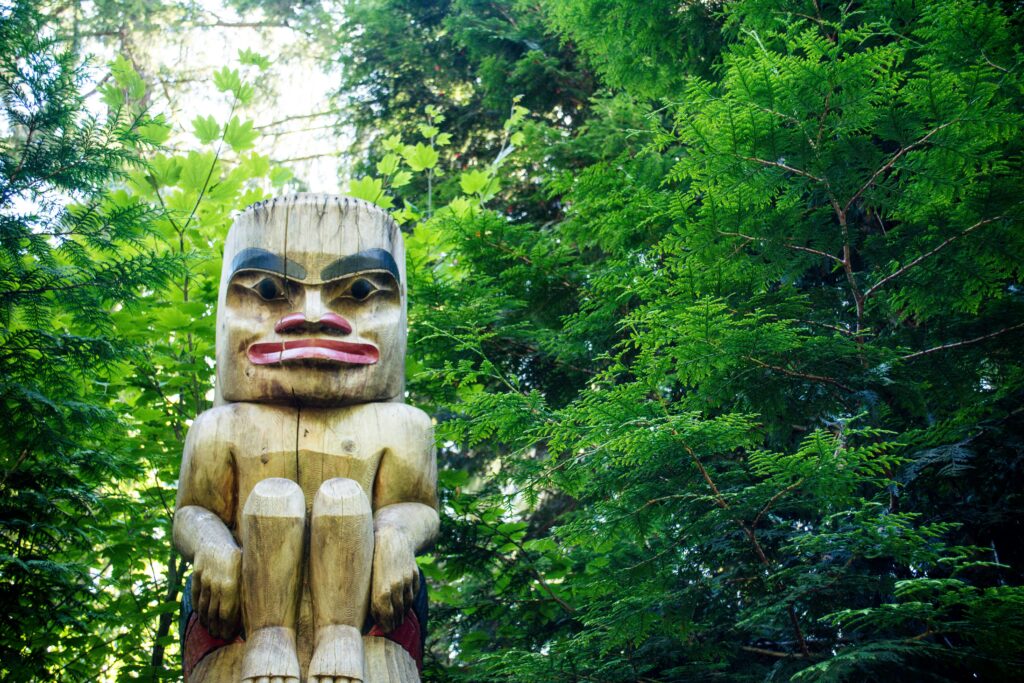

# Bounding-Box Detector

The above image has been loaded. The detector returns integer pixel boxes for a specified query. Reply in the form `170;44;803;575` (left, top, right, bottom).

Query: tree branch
255;109;342;130
843;120;957;214
718;230;843;264
742;156;825;183
740;645;813;659
744;356;854;392
863;216;1004;301
272;152;340;163
901;322;1024;361
752;478;805;528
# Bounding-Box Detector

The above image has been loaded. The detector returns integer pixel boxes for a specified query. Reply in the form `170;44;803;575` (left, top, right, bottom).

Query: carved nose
274;312;352;335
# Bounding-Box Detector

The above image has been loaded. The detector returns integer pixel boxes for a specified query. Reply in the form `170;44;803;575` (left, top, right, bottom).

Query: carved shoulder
373;403;437;510
175;405;238;524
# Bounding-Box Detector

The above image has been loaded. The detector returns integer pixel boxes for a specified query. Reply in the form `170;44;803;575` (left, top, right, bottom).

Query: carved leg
240;478;306;683
308;477;373;683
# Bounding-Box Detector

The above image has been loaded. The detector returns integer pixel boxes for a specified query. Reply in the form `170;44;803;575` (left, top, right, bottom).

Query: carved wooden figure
174;194;438;683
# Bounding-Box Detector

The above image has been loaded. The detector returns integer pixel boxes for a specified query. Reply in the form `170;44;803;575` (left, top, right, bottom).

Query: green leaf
137;116;171;145
425;104;444;124
504;104;529;130
439;469;471;488
192;115;220;144
240;152;270;178
212;67;242;94
418;124;440;139
446;196;475;219
376;153;401;176
269;166;293;187
347;177;394;209
382;134;404;152
349;176;383;202
392;206;420;224
148;155;181;188
460;169;491;195
390;171;413;189
235;81;255;105
237;48;271;70
179;151;218;192
109;55;146;100
223;117;258;152
402;143;439;172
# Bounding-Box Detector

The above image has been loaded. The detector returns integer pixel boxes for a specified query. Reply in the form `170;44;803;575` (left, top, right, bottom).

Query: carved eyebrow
320;248;400;283
231;248;307;280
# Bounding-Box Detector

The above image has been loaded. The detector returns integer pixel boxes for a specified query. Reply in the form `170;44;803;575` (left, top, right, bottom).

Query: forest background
2;0;1023;681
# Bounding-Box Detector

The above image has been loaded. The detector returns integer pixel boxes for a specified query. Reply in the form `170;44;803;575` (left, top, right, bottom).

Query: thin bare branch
255;109;342;130
863;216;1003;301
272;152;341;163
798;320;859;336
740;645;801;658
718;230;843;264
786;243;844;263
843;120;957;213
901;322;1024;361
745;356;854;392
742;156;825;183
752;478;805;528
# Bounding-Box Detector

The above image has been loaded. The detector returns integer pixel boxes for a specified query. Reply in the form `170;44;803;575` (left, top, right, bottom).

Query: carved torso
182;402;435;537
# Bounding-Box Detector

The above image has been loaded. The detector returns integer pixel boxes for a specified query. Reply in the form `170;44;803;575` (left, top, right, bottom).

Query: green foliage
329;0;1024;680
0;5;288;676
542;0;725;96
0;2;179;678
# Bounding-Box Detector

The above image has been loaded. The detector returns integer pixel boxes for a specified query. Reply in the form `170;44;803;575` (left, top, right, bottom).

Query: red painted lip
247;339;379;365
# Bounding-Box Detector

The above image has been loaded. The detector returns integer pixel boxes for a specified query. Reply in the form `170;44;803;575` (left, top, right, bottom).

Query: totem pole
174;194;438;683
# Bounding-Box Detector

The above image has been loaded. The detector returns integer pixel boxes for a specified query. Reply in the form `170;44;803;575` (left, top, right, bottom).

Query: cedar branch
901;322;1024;361
844;120;957;214
863;216;1004;301
745;356;854;393
742;156;825;183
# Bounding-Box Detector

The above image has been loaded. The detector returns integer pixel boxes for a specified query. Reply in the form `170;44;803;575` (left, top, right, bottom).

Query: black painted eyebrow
321;248;400;284
231;248;307;280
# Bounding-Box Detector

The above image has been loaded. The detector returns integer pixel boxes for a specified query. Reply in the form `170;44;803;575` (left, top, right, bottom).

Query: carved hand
192;542;242;640
371;525;419;633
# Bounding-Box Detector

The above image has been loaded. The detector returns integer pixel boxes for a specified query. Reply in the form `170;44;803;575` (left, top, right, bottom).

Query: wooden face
216;195;407;406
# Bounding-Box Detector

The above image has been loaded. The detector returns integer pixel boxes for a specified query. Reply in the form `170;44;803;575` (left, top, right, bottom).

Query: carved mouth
247;339;379;365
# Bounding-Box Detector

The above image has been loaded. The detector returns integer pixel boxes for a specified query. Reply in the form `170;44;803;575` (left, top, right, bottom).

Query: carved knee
313;478;371;520
243;477;305;520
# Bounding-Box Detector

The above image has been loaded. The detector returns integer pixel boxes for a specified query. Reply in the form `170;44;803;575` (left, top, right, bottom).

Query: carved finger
196;581;212;628
218;589;239;636
403;576;414;608
390;583;406;624
372;590;393;631
207;593;222;638
191;568;203;611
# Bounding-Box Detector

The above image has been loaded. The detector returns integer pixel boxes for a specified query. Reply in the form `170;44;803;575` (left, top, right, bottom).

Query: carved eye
349;277;377;302
253;276;286;301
